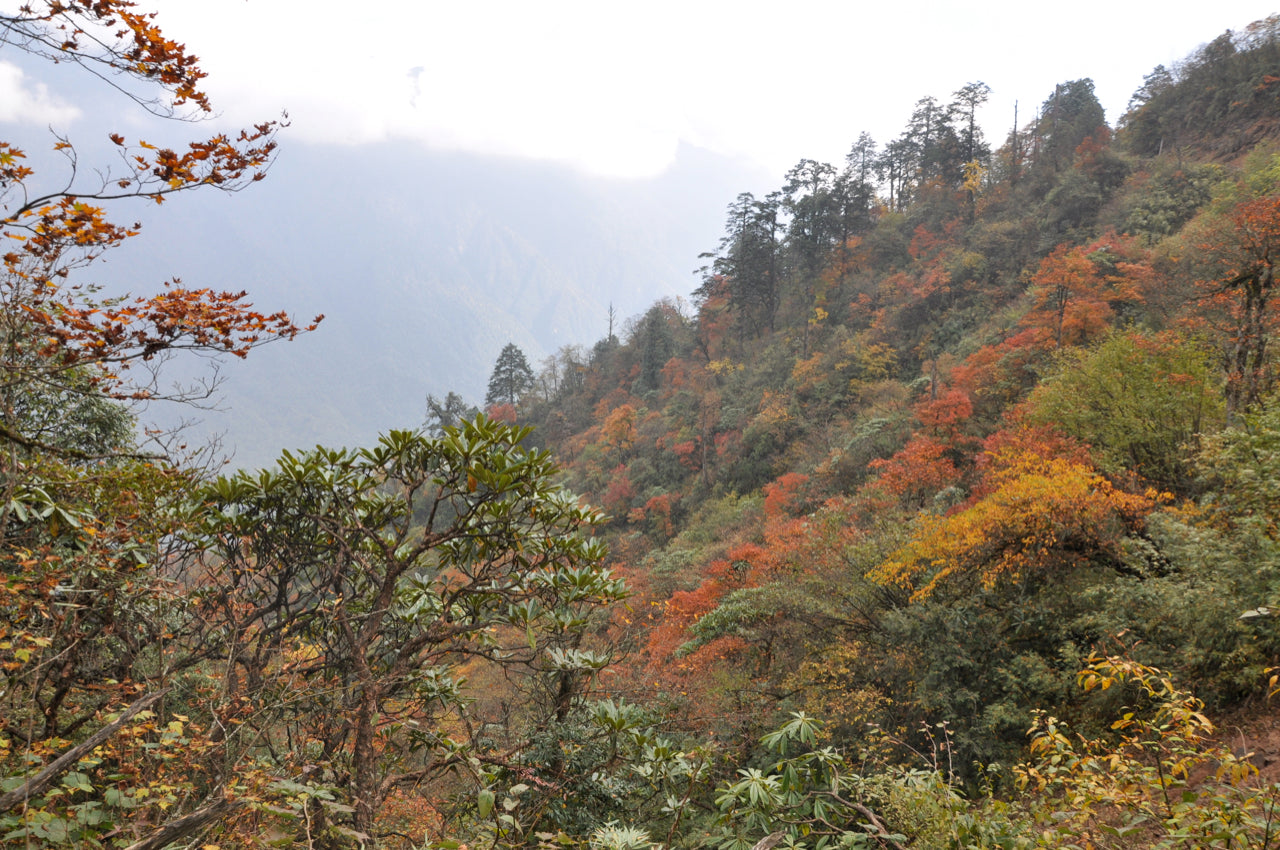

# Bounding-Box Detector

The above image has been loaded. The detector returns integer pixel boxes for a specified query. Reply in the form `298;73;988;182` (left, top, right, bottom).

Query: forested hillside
7;5;1280;849
503;13;1280;847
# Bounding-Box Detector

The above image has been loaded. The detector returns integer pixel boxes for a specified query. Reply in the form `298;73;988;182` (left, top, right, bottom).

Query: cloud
0;61;80;126
139;1;1276;180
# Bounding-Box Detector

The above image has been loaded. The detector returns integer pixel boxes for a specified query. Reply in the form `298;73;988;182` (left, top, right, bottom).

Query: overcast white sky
5;2;1280;179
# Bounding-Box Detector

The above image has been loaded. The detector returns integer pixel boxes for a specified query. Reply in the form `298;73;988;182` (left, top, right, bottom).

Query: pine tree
485;343;535;407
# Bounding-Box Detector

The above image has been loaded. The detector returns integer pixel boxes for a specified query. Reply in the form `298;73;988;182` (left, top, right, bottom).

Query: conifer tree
486;342;535;406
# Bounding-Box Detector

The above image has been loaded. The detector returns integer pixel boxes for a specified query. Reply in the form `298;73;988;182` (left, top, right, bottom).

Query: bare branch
122;794;246;850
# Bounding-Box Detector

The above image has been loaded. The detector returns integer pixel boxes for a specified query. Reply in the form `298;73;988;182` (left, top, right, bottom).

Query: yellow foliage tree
872;441;1157;600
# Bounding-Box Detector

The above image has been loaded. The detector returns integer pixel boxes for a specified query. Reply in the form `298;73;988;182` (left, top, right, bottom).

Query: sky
4;2;1280;180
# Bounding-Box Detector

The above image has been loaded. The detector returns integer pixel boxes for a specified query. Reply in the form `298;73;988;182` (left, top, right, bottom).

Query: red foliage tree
672;438;701;471
1025;245;1111;348
914;386;974;437
485;401;518;424
642;491;678;539
949;327;1053;416
645;577;727;670
762;471;810;519
865;434;962;510
601;464;635;518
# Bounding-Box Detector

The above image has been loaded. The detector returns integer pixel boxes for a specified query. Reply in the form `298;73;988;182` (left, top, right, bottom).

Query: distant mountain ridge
83;138;766;468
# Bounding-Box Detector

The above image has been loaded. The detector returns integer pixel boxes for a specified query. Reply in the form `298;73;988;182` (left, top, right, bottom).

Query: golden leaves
872;438;1157;600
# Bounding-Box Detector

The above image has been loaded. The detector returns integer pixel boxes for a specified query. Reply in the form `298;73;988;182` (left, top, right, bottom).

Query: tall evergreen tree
1036;78;1106;172
783;158;840;278
635;304;676;393
486;343;535;407
838;133;879;238
952;81;992;164
698;192;783;339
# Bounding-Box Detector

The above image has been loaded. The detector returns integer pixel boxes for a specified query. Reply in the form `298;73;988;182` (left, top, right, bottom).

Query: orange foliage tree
0;1;317;456
1195;192;1280;412
1024;237;1144;349
600;402;638;458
